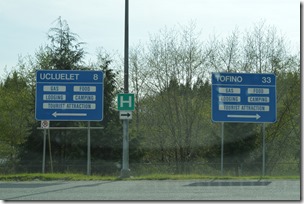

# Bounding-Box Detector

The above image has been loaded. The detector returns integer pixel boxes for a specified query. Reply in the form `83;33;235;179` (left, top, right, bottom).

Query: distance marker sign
211;72;276;123
35;70;103;121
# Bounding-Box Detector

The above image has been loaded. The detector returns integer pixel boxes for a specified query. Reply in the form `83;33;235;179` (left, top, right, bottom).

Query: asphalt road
0;179;300;201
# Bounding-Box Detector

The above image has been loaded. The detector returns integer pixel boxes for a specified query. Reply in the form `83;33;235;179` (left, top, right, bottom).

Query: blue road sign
35;70;103;121
212;72;276;123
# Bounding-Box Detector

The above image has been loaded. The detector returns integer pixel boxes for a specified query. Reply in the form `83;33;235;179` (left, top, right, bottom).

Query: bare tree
207;28;240;73
129;23;211;173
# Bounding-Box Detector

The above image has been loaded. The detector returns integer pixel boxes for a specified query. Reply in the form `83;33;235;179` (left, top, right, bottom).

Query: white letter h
120;96;132;108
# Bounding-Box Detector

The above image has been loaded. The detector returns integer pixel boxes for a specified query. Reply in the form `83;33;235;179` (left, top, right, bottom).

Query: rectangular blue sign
35;70;103;121
212;72;276;123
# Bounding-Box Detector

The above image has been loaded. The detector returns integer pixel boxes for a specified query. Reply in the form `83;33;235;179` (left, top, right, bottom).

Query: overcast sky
0;0;300;77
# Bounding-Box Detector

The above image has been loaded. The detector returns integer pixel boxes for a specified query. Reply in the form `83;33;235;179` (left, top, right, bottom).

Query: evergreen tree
0;71;33;173
45;16;85;70
20;17;87;173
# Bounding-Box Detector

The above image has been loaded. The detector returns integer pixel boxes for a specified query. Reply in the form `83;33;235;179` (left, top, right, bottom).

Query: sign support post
41;120;49;174
221;122;224;176
48;128;53;173
120;0;130;178
87;121;91;176
42;129;46;174
262;123;266;176
121;119;129;176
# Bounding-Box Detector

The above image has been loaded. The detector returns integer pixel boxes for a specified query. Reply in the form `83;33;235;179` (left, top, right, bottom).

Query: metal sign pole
42;129;46;173
221;122;224;176
87;121;91;176
47;128;53;173
120;0;130;178
121;120;129;176
262;123;266;176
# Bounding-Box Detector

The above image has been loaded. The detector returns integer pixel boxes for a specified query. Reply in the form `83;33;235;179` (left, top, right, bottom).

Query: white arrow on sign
52;112;87;117
227;114;261;120
119;111;132;120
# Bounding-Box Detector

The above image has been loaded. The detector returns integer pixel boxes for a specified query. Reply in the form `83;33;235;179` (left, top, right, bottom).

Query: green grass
128;173;299;180
0;173;117;181
0;173;299;181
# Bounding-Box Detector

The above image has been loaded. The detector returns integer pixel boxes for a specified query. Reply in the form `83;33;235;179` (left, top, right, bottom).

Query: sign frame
117;93;135;111
211;72;276;123
119;111;132;120
35;70;104;121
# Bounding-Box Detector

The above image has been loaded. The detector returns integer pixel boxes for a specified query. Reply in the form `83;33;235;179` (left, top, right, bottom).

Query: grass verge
0;173;299;181
0;173;117;181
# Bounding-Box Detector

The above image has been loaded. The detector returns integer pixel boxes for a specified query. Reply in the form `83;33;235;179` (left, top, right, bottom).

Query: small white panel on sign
247;88;269;94
43;85;66;92
41;120;50;129
43;94;66;101
219;96;241;102
218;87;240;94
73;86;96;92
119;111;132;120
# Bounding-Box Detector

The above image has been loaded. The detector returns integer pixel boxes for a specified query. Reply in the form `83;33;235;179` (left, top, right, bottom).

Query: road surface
0;179;300;200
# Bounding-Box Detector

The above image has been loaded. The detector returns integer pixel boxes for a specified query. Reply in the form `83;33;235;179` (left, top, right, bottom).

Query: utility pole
120;0;130;178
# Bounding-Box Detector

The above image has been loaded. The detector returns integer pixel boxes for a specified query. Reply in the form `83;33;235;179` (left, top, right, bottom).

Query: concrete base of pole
120;169;131;178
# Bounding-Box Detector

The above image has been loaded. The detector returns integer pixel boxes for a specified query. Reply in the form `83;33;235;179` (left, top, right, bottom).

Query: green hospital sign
117;93;135;111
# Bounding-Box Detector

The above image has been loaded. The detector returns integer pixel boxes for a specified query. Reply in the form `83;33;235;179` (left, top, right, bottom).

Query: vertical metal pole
262;123;266;176
42;129;46;173
121;120;130;175
48;128;53;173
124;0;129;93
87;121;91;176
120;0;130;178
221;122;224;176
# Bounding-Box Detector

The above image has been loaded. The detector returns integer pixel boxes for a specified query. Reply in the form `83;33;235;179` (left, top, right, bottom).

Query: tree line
0;18;300;176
